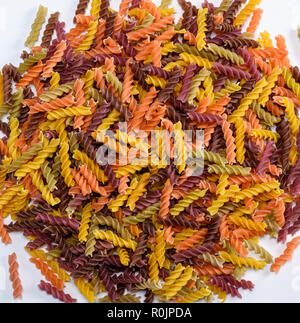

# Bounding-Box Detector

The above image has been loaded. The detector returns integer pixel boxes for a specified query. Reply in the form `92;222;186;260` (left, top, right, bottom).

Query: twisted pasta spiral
122;202;161;225
148;252;160;283
233;0;262;27
39;81;75;102
75;279;95;303
78;203;93;242
7;117;20;160
271;237;300;273
75;21;98;54
196;8;208;51
187;68;211;104
163;266;194;300
276;97;299;137
208;164;251;176
49;72;60;90
25;5;48;48
47;106;91;121
178;288;211;303
41;161;58;192
17;49;47;75
234;117;246;165
219;251;266;270
243;239;273;264
229;215;267;232
14;138;60;179
93;230;137;250
234;181;280;202
73;149;106;183
207;185;240;216
170;189;208;216
282;67;300;100
117;248;130;266
228;77;268;122
30;257;64;290
8;253;23;299
250;129;280;143
207;44;244;65
180;53;213;69
30;170;60;206
154;229;166;268
257;67;282;107
93;215;133;240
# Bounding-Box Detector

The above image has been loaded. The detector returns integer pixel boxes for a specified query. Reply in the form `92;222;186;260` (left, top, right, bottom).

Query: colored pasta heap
1;0;300;303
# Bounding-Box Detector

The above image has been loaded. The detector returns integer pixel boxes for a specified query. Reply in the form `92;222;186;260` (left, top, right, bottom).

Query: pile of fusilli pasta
1;0;300;303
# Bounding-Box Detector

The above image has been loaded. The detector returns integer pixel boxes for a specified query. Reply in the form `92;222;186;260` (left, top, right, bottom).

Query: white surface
0;0;300;303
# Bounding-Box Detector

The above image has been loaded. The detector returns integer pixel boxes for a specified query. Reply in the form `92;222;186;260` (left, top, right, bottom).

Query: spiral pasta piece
216;174;229;196
234;117;246;165
271;237;300;273
30;257;64;290
250;129;280;143
123;202;161;225
163;266;194;300
180;53;213;69
7;117;20;161
92;108;120;140
234;181;280;202
196;8;208;51
76;21;98;54
41;161;58;192
178;288;211;303
108;178;138;212
229;214;267;232
39;81;75;102
39;280;76;303
126;172;150;210
25;5;48;48
0;213;11;244
257;67;282;107
117;248;130;266
75;279;95;303
233;0;262;27
14;137;58;178
221;119;236;165
207;185;240;216
207;44;244;65
42;40;67;79
126;15;174;42
158;179;172;218
282;66;300;100
8;253;23;299
154;228;166;268
90;0;101;19
243;239;273;264
30;170;60;206
73;149;106;183
49;72;60;90
228;77;268;122
170;189;208;216
93;230;137;251
247;8;263;34
219;251;266;270
17;49;47;75
47;106;91;121
275;97;299;137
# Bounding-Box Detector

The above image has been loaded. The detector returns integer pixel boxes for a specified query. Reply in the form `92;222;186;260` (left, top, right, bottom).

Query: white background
0;0;300;303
